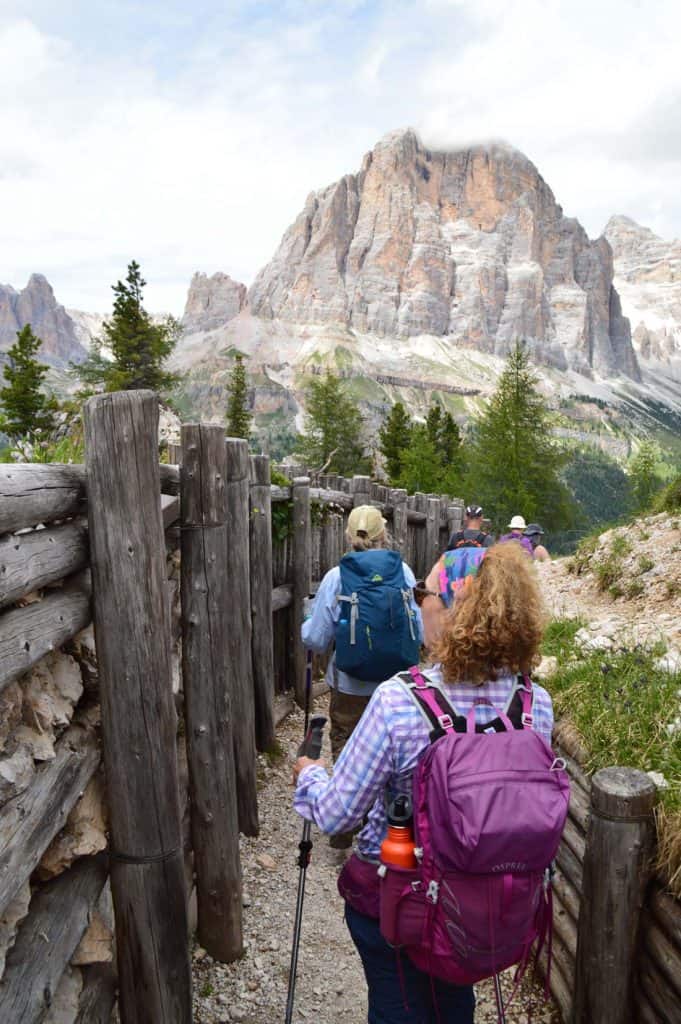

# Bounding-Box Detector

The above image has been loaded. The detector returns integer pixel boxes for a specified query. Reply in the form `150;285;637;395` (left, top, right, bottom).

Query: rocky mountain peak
0;275;88;368
603;216;681;366
248;129;639;381
181;271;247;335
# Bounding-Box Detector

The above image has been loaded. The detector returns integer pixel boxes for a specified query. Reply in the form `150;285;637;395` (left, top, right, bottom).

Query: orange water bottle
380;794;417;868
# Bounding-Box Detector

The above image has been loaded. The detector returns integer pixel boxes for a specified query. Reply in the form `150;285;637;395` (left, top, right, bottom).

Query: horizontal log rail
0;521;89;610
0;721;101;917
0;853;108;1023
0;574;91;694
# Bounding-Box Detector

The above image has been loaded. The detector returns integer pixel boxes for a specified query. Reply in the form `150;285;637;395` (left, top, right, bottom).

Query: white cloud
1;1;681;313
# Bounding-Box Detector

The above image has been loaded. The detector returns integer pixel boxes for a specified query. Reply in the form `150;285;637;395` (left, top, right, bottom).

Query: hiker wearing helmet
293;543;559;1024
499;515;534;556
524;523;550;562
301;505;422;849
446;503;494;551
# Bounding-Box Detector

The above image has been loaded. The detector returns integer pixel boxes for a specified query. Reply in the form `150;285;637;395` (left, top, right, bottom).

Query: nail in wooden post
83;391;191;1024
573;767;657;1024
225;438;259;836
249;454;276;752
292;477;311;707
390;488;408;559
181;424;243;961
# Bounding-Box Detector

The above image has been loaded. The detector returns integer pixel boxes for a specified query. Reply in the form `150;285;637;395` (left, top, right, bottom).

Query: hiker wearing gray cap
524;523;550;562
301;506;422;848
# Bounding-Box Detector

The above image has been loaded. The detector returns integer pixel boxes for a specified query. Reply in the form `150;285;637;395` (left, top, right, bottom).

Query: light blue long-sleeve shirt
301;560;423;696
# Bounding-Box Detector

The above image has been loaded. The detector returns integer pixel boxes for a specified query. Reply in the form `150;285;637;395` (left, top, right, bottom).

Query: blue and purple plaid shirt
294;666;555;861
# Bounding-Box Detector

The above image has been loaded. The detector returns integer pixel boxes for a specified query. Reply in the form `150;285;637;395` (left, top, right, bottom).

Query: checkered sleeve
293;689;393;835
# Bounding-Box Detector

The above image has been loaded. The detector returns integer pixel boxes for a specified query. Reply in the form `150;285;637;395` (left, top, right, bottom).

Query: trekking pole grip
298;715;327;759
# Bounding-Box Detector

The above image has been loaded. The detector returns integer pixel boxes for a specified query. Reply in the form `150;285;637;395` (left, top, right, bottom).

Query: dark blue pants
345;904;476;1024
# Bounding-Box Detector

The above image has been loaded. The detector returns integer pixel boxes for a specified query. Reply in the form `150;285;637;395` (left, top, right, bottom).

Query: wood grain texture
75;964;118;1024
0;574;91;694
0;521;89;608
425;497;440;574
225;438;259;837
390;488;408;559
0;463;85;535
0;854;108;1023
181;424;243;961
292;477;312;708
573;767;656;1024
0;721;100;917
249;455;276;752
84;390;191;1023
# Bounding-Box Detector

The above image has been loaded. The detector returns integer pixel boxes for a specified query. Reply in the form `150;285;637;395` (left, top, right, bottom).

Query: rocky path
192;698;557;1024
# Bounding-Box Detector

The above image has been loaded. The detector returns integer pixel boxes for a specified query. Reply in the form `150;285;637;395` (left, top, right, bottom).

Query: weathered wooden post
249;454;276;752
447;499;463;541
181;423;243;962
390;488;408;559
84;391;192;1024
291;477;311;707
352;475;371;509
425;497;441;571
573;767;657;1024
225;438;259;836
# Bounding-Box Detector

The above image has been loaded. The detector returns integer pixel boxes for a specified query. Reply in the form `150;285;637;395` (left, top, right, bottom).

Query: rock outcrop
0;275;88;368
248;130;640;380
182;272;247;334
604;215;681;367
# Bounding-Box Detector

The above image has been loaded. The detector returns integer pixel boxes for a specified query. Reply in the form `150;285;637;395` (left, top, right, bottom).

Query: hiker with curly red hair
293;543;567;1024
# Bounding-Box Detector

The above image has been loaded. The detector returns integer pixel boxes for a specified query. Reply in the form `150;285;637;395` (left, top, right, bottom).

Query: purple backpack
378;668;570;989
498;532;535;556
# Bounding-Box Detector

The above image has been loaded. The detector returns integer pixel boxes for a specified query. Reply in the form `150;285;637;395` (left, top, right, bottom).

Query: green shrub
653;473;681;513
636;555;654;575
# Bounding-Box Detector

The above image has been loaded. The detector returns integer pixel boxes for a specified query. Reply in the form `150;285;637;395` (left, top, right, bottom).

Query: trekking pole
285;650;327;1024
493;973;507;1024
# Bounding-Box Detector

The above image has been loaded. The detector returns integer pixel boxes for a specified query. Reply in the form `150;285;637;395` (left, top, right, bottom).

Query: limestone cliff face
0;274;87;367
249;129;640;380
604;215;681;366
181;272;247;334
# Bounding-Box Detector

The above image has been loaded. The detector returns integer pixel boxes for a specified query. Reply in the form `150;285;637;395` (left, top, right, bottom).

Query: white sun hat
508;515;527;530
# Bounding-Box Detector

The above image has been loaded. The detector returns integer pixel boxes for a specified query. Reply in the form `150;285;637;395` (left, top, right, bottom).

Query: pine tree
468;343;574;531
425;404;442;447
296;371;369;474
378;401;413;482
74;261;179;393
0;325;55;440
628;439;663;510
226;353;252;439
397;424;444;493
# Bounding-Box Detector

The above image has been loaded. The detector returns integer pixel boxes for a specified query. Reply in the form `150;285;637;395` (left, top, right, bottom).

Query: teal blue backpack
335;549;420;682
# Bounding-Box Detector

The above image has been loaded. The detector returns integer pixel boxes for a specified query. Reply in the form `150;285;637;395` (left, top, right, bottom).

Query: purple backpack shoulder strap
398;667;466;739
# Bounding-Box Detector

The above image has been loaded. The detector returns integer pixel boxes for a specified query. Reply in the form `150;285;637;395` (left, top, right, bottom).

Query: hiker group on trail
291;502;567;1024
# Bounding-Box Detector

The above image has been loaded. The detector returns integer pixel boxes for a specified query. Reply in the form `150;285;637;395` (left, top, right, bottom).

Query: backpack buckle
426;880;440;904
437;714;454;731
521;712;534;727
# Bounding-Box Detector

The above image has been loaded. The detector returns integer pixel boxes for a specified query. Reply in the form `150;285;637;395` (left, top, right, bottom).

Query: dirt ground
192;697;559;1024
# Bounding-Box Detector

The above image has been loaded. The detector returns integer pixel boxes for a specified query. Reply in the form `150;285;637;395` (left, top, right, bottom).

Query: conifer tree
397;424;444;493
425;404;442;447
468;343;574;530
378;401;413;483
0;325;55;440
628;439;663;510
226;353;252;439
296;370;369;474
75;261;179;393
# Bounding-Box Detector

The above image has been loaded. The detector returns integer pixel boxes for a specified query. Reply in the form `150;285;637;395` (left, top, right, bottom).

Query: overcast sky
2;0;681;313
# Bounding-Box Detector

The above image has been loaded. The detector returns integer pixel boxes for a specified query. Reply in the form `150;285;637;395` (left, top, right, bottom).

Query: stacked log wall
0;463;184;1024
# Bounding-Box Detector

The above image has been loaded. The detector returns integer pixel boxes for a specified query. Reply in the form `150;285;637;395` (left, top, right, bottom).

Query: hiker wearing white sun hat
499;515;534;555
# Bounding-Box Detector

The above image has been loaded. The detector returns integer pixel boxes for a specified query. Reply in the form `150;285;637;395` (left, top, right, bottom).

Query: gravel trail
192;694;558;1024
